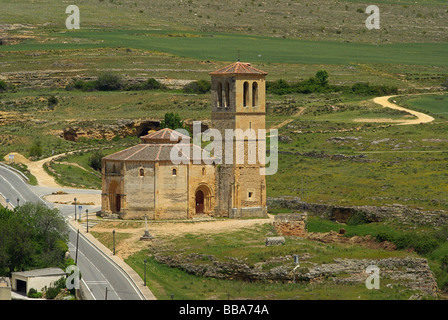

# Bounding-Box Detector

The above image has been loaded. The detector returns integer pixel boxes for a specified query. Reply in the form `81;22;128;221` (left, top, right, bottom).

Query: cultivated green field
1;0;448;300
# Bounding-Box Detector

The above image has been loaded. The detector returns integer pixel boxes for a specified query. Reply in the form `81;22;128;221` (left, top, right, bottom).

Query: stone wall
267;197;448;227
273;213;307;237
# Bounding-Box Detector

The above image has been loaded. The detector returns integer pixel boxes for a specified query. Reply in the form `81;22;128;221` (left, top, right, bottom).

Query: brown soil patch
43;193;101;206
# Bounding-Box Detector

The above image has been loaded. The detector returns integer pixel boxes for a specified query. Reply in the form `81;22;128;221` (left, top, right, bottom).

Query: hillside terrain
1;0;448;300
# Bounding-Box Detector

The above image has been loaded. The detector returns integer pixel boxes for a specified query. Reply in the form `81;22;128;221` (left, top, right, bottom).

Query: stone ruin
273;213;307;237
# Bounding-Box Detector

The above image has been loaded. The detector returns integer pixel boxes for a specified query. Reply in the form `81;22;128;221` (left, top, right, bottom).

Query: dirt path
270;107;307;133
89;215;275;259
355;95;435;125
3;152;80;188
3;152;63;188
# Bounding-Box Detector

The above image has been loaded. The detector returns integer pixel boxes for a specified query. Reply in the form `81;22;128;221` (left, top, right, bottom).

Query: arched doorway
109;181;121;213
195;190;204;214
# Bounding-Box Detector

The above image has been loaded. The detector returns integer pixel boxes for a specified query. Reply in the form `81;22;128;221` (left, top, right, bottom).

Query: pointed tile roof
209;61;267;76
140;128;190;144
103;128;214;163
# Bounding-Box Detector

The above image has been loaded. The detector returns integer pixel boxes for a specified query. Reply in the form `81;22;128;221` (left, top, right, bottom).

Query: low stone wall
273;213;307;237
267;197;448;227
230;206;268;219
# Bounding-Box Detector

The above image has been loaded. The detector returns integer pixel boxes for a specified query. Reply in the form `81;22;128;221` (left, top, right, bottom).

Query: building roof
209;61;267;76
11;268;66;278
140;128;190;144
103;142;214;163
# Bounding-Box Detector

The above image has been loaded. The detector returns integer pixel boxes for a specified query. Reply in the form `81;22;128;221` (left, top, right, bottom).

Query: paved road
0;165;144;300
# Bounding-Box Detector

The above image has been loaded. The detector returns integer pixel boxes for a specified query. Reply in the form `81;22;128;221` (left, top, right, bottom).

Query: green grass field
3;29;448;68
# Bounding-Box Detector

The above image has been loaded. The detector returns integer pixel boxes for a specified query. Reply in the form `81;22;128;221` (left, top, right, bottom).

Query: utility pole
74;197;77;220
86;209;89;233
105;287;108;300
75;229;80;264
112;230;116;255
144;259;147;286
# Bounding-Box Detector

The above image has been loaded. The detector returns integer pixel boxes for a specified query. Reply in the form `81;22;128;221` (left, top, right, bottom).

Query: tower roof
209;61;267;76
140;128;190;144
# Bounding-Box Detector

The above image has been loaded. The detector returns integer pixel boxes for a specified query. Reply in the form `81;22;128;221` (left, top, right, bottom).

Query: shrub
0;80;8;92
346;211;368;225
88;150;104;171
29;141;43;158
96;72;123;91
140;78;164;90
70;80;97;92
45;286;60;299
375;232;395;243
48;95;58;107
183;80;211;94
441;255;448;273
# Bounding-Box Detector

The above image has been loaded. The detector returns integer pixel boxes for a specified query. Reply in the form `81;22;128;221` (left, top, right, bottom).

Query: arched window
252;82;258;107
225;81;230;108
172;168;177;176
139;168;145;177
217;82;223;108
243;81;249;107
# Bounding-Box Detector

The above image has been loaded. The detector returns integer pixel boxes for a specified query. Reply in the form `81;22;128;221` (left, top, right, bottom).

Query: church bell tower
210;61;268;218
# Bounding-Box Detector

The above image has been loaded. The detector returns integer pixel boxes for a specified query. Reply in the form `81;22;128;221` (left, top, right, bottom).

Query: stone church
100;61;268;220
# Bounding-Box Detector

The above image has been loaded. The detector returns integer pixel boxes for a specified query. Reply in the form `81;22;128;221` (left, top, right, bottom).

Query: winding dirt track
365;95;435;125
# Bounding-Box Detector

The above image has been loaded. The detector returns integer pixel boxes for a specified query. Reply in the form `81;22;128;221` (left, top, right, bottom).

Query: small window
172;168;177;176
252;82;258;107
225;81;230;108
243;81;249;107
139;168;145;177
248;192;253;199
217;82;223;108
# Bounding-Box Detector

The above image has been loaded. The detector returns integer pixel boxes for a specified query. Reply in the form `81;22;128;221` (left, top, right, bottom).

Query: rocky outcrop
267;197;448;227
61;119;161;141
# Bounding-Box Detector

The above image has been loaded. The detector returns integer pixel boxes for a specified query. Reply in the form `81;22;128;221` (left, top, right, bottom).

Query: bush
48;95;58;107
375;232;395;243
45;286;61;299
69;80;97;92
183;80;211;94
27;288;43;299
126;78;165;91
441;255;448;273
0;80;8;92
350;83;398;96
29;141;43;158
346;211;368;225
96;72;123;91
140;78;164;90
88;150;104;171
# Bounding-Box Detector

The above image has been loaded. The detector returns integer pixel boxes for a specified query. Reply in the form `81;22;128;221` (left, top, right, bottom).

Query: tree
29;141;43;158
183;80;211;94
315;70;329;87
96;72;123;91
140;78;164;90
0;203;68;276
88;150;104;171
160;112;184;131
